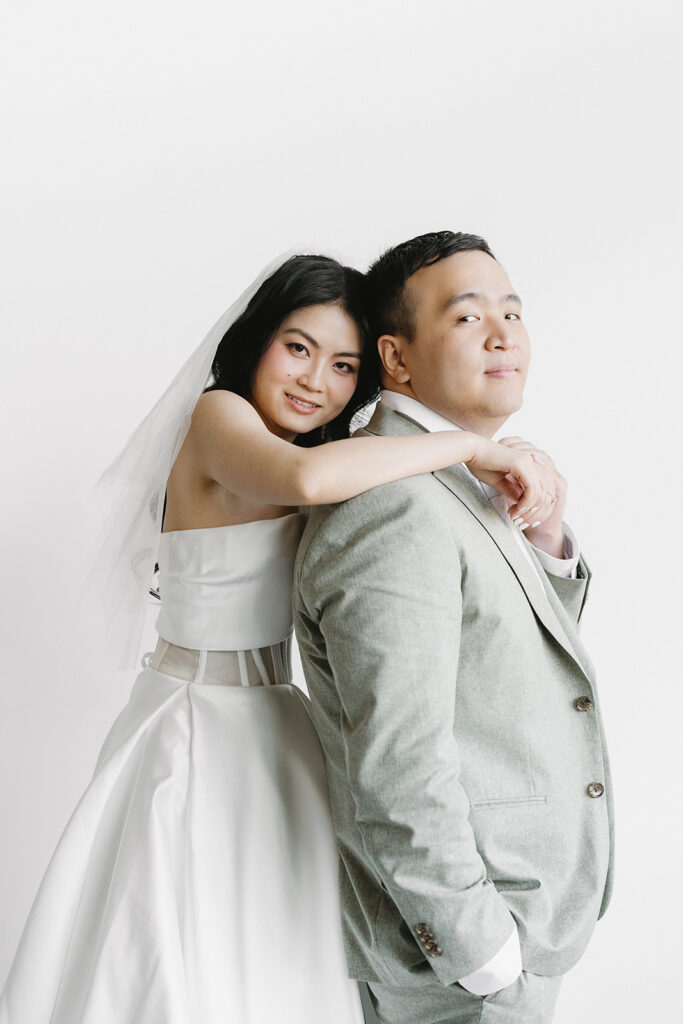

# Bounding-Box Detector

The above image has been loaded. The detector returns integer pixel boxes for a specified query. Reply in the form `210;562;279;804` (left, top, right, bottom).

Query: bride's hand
464;435;558;527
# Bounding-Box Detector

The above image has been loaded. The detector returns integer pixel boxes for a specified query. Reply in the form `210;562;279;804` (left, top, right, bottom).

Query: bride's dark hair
207;255;380;444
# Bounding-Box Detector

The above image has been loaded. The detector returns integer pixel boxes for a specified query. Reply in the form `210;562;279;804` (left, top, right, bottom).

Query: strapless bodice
155;513;306;651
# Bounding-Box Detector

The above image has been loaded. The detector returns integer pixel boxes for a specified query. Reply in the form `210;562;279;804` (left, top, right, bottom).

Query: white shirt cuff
531;522;580;579
458;924;522;996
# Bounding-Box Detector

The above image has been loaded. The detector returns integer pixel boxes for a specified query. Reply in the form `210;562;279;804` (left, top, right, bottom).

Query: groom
294;231;613;1023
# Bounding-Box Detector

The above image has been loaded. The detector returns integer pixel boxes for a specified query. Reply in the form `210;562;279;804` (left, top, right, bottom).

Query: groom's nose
485;318;515;350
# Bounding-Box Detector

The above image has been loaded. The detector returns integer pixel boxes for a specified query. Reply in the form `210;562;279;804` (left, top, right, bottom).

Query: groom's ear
377;334;411;385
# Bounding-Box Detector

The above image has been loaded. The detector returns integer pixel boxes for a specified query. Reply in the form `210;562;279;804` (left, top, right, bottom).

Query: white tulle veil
86;250;300;671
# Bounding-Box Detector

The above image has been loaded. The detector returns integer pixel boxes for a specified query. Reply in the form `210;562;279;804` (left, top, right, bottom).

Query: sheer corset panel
146;635;293;687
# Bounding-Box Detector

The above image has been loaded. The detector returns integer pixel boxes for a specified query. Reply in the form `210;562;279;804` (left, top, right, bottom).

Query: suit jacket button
587;782;604;798
427;944;443;957
575;696;593;711
415;923;428;936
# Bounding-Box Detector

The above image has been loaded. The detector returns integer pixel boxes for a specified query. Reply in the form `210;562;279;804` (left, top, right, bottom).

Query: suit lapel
362;404;592;681
433;465;592;681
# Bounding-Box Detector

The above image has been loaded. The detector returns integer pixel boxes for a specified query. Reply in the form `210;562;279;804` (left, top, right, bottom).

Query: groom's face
385;250;530;437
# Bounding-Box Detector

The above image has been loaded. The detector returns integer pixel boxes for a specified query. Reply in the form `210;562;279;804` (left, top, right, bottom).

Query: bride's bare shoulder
193;389;252;415
191;390;263;436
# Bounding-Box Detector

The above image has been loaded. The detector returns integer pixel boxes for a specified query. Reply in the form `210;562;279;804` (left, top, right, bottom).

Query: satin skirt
0;665;364;1024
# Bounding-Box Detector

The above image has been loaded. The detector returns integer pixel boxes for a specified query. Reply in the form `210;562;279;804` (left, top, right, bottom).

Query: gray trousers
364;972;563;1024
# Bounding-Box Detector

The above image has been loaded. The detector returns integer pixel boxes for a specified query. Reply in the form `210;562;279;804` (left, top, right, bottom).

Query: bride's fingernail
512;515;523;523
531;520;541;528
519;521;529;530
529;506;539;514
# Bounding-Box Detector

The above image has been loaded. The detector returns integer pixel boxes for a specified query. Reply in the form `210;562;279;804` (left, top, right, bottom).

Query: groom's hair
366;230;494;341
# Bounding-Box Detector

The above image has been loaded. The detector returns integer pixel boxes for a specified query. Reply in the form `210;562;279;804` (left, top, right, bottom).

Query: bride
0;252;555;1024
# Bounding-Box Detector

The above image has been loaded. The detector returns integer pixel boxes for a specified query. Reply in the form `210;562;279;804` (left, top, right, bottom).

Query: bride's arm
188;391;552;520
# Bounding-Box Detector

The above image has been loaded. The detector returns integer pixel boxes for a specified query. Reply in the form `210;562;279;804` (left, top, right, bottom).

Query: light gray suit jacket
294;403;614;988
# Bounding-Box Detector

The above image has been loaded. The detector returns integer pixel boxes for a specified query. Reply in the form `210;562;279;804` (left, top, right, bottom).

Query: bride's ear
377;334;411;385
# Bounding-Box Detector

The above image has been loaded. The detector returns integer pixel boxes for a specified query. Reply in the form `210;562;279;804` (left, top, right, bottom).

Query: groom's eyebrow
441;291;522;312
283;327;362;359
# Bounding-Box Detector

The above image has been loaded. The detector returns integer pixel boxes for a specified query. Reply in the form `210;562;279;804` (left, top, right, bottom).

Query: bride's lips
285;392;322;414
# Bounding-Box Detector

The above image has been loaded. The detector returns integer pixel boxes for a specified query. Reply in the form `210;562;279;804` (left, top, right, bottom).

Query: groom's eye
458;315;478;323
505;313;521;321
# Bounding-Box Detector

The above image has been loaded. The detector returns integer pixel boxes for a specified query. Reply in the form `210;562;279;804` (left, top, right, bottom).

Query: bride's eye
334;361;357;374
287;342;308;356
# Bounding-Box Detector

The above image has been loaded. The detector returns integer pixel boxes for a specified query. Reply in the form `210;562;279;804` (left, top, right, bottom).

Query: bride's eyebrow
283;328;319;346
283;328;361;359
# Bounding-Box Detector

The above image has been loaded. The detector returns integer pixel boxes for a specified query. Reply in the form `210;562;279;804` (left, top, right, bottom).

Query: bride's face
251;303;363;440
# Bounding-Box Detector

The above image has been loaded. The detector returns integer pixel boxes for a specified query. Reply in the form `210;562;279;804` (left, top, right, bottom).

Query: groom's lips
485;365;518;378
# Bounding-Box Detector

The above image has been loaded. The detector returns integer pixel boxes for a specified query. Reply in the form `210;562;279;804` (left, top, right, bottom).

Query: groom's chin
492;391;525;418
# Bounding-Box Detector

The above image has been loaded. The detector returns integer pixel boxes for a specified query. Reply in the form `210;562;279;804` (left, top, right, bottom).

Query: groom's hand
498;437;567;559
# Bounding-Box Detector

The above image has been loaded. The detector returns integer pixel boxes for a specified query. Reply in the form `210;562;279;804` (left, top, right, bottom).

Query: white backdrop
1;2;681;1021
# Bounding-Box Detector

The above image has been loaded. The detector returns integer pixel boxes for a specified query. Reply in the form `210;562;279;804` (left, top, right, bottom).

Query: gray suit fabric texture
367;969;562;1024
293;404;614;1004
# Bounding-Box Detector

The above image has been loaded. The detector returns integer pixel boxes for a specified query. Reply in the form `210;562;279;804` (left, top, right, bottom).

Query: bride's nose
297;362;325;392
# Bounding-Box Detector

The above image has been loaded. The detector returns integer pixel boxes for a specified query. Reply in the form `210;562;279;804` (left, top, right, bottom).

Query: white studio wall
1;2;681;1021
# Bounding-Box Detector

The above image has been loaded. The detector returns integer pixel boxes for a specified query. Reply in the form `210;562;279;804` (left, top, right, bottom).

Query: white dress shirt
379;390;581;994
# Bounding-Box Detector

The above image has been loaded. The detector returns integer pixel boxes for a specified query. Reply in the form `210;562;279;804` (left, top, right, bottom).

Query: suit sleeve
296;482;516;985
531;523;591;627
544;555;591;627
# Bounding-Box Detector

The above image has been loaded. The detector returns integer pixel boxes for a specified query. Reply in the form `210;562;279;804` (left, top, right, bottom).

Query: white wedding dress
0;513;364;1024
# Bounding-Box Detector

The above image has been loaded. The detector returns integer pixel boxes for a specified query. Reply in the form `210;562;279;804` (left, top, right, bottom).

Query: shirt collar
379;390;501;499
379;390;464;434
